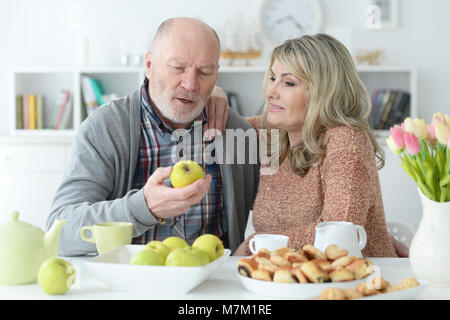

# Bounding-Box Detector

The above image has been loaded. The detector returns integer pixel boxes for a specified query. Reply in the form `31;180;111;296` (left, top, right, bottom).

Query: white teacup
249;234;289;254
313;221;367;258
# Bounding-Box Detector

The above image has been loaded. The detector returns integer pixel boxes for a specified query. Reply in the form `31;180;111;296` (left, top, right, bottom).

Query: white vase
409;188;450;286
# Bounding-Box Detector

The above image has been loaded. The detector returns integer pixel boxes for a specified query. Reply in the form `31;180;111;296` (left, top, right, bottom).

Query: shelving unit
10;65;417;139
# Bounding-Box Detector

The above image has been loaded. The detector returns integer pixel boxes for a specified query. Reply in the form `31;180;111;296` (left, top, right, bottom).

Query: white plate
237;272;371;299
357;280;428;300
84;245;230;293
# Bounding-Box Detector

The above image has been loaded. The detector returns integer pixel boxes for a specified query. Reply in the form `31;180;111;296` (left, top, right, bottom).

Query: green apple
165;247;203;267
162;236;190;251
145;240;171;261
129;248;165;266
170;160;205;188
192;234;224;262
192;247;210;265
37;257;76;295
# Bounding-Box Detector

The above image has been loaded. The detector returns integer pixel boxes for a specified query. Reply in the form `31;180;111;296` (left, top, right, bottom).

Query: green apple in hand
192;247;210;265
130;248;165;266
165;247;203;267
162;236;190;251
37;257;76;295
192;234;224;262
145;240;171;261
170;160;205;188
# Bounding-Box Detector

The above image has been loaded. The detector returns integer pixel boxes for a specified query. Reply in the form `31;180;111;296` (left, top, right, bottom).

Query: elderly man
47;17;259;256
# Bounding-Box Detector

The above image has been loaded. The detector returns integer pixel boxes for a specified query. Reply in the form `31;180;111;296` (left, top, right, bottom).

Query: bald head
151;17;220;54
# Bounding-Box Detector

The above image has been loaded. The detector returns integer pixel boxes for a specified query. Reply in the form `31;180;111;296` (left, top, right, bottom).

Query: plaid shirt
132;79;224;245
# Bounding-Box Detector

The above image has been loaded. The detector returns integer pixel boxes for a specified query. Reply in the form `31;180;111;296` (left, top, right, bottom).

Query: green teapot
0;211;66;285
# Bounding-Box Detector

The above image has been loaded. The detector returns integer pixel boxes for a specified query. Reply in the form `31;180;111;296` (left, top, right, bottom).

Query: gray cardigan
46;90;259;256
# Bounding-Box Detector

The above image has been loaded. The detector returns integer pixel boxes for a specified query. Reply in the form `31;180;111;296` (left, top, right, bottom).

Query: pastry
320;287;346;300
310;259;334;272
300;261;330;283
285;251;309;264
325;244;348;261
346;259;373;280
272;247;292;256
384;278;419;292
251;269;272;281
331;255;358;269
343;288;364;299
273;268;297;283
237;258;259;278
270;253;292;267
291;266;309;283
366;277;390;290
254;256;278;273
355;283;379;296
329;268;355;282
302;244;327;260
252;248;271;260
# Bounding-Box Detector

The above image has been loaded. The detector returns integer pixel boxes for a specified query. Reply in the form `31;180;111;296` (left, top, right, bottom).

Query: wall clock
260;0;323;45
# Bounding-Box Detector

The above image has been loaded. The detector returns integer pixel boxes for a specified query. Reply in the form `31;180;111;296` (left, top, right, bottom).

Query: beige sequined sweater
244;117;397;257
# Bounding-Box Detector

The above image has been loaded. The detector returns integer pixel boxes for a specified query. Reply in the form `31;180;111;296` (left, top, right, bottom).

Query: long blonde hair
261;33;384;176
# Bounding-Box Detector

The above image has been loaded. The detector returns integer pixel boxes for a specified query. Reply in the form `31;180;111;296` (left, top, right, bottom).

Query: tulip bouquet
386;113;450;202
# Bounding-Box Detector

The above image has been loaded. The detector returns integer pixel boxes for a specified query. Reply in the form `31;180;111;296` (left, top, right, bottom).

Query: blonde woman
232;34;398;257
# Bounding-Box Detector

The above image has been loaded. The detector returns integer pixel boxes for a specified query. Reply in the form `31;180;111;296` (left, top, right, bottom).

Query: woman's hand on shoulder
205;86;230;139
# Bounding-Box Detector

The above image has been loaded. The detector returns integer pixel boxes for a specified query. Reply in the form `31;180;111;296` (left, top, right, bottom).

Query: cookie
273;268;297;283
254;256;278;273
329;268;355;282
346;259;373;280
343;288;364;300
300;261;330;283
270;253;292;267
237;258;258;278
320;287;346;300
302;244;327;260
331;255;358;269
325;244;348;261
291;267;309;283
251;269;272;281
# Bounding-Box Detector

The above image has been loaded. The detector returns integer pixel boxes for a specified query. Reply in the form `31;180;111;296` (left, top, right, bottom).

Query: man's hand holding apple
143;166;212;220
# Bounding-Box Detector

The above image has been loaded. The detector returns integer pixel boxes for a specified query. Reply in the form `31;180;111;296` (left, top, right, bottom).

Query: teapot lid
0;210;44;237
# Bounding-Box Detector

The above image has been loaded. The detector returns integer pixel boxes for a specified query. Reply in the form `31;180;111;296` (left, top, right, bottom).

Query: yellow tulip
435;122;450;145
403;117;428;140
386;136;402;154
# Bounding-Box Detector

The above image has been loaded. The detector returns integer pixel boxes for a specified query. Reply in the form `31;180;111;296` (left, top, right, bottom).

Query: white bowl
237;272;371;299
84;245;230;293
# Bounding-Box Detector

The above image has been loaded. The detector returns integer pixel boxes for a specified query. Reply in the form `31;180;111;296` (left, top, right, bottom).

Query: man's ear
145;51;152;79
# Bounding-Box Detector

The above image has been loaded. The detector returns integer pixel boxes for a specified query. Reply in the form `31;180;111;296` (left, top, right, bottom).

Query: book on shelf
36;95;44;129
16;94;45;130
81;76;99;115
369;89;410;130
28;95;36;130
16;95;23;129
81;76;117;116
50;89;72;130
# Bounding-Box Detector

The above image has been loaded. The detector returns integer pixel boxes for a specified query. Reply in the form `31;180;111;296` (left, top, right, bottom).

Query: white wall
1;0;450;230
1;0;450;134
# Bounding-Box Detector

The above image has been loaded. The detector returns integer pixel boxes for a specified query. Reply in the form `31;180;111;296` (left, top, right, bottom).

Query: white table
0;257;449;300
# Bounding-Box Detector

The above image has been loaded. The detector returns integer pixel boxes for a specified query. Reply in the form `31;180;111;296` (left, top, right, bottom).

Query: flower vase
409;188;450;286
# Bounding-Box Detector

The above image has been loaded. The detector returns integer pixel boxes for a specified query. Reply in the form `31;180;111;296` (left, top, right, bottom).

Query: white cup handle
249;238;257;254
355;225;367;251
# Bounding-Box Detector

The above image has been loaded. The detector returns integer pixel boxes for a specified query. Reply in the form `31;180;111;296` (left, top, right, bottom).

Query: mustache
173;90;199;101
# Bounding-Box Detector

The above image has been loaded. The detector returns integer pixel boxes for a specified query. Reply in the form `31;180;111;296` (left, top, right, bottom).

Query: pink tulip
390;125;405;149
447;135;450;148
404;132;421;155
428;121;437;143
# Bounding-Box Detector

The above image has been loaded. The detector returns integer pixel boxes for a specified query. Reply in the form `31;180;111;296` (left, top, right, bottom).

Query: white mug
313;221;367;258
249;234;289;254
